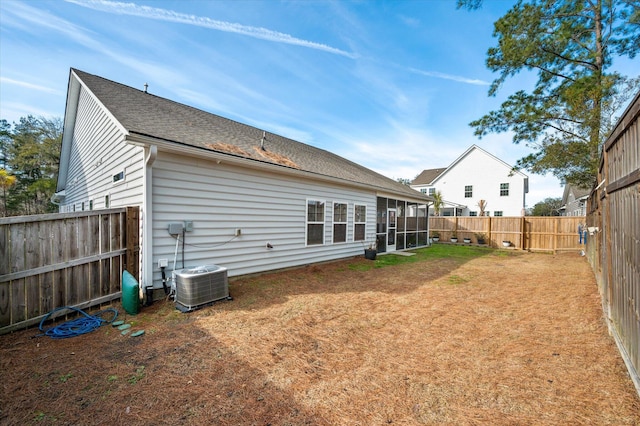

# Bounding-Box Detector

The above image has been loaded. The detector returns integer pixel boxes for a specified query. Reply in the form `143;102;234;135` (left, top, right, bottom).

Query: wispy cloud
408;67;490;86
0;77;59;94
65;0;357;59
3;2;187;88
0;102;59;120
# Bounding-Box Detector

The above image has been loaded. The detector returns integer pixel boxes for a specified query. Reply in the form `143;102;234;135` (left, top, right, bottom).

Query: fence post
521;216;526;250
125;207;140;281
553;218;558;254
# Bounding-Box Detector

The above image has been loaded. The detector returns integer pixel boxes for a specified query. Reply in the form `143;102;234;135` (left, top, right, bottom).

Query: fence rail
0;207;139;334
429;216;586;252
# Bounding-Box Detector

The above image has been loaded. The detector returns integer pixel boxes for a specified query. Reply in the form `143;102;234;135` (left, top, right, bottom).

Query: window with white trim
333;202;347;243
429;188;435;196
494;211;503;216
113;170;125;185
500;183;509;196
470;211;477;216
464;185;473;198
354;204;366;242
306;200;325;245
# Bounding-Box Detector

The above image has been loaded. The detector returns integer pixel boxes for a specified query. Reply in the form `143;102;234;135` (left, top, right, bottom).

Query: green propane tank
122;270;140;315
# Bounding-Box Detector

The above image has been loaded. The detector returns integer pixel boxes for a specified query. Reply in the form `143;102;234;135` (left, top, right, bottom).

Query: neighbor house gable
432;145;528;186
411;145;528;216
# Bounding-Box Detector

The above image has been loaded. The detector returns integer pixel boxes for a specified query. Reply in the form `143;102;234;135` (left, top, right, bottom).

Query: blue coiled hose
38;306;118;339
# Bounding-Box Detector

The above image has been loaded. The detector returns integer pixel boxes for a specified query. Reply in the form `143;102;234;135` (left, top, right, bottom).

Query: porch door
387;208;396;252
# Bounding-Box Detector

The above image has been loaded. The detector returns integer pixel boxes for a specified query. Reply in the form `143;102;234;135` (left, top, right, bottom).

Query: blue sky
0;0;636;207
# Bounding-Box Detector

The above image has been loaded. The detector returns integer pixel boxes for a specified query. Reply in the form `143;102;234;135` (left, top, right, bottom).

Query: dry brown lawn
1;247;639;425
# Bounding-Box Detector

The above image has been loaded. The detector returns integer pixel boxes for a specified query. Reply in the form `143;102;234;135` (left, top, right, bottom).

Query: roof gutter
125;133;431;203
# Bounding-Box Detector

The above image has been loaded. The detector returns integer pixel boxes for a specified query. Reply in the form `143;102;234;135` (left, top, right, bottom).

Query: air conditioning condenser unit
174;264;231;312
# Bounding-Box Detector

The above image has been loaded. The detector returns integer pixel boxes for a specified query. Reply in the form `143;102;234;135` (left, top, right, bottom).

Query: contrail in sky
408;67;490;86
65;0;357;59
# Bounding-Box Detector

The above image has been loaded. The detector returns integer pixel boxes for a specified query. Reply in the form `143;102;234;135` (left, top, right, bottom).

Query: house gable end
57;69;129;194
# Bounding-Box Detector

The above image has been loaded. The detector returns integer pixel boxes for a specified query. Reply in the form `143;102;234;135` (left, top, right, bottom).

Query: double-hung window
500;183;509;196
306;200;325;245
333;202;347;243
464;185;473;198
354;204;366;242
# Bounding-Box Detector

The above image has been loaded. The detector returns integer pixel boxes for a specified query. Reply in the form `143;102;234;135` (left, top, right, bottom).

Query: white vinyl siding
150;153;377;280
62;86;144;211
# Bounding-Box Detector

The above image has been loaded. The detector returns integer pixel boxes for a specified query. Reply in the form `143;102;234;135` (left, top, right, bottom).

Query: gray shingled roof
72;69;428;201
411;168;447;185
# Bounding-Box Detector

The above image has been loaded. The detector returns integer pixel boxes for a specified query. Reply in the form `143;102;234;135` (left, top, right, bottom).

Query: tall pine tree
460;0;640;187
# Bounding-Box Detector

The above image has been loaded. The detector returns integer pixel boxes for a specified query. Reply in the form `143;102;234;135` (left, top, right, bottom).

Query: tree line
0;116;62;217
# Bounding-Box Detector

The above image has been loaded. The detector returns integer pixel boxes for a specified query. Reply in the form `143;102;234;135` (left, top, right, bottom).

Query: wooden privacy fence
429;216;586;253
586;90;640;395
0;207;139;334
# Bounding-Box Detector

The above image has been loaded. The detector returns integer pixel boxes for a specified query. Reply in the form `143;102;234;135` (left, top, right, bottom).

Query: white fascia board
57;74;80;192
376;189;432;203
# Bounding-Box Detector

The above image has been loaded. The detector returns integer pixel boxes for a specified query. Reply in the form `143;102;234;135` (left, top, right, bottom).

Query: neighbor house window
81;201;85;211
465;185;473;198
494;211;503;217
306;200;325;245
470;211;477;216
429;188;435;196
354;204;366;242
89;199;93;210
500;183;509;196
420;188;427;194
333;202;347;243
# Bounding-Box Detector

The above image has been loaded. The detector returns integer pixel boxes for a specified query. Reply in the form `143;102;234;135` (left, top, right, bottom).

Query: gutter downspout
142;145;157;293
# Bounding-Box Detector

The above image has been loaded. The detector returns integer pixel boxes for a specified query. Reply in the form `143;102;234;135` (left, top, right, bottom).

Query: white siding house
411;145;528;217
55;69;432;292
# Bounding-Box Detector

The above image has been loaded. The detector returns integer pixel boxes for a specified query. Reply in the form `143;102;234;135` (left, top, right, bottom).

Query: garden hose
38;306;118;339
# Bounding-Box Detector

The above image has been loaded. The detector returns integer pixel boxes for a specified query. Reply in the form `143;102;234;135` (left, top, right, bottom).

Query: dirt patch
1;249;638;425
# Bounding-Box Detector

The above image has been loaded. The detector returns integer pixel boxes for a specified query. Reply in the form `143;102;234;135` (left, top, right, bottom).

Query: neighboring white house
54;69;432;292
559;184;589;216
411;145;528;217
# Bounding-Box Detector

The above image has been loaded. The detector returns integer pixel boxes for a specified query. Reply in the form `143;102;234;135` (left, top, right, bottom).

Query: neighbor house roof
561;184;591;205
411;168;447;185
62;69;429;202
